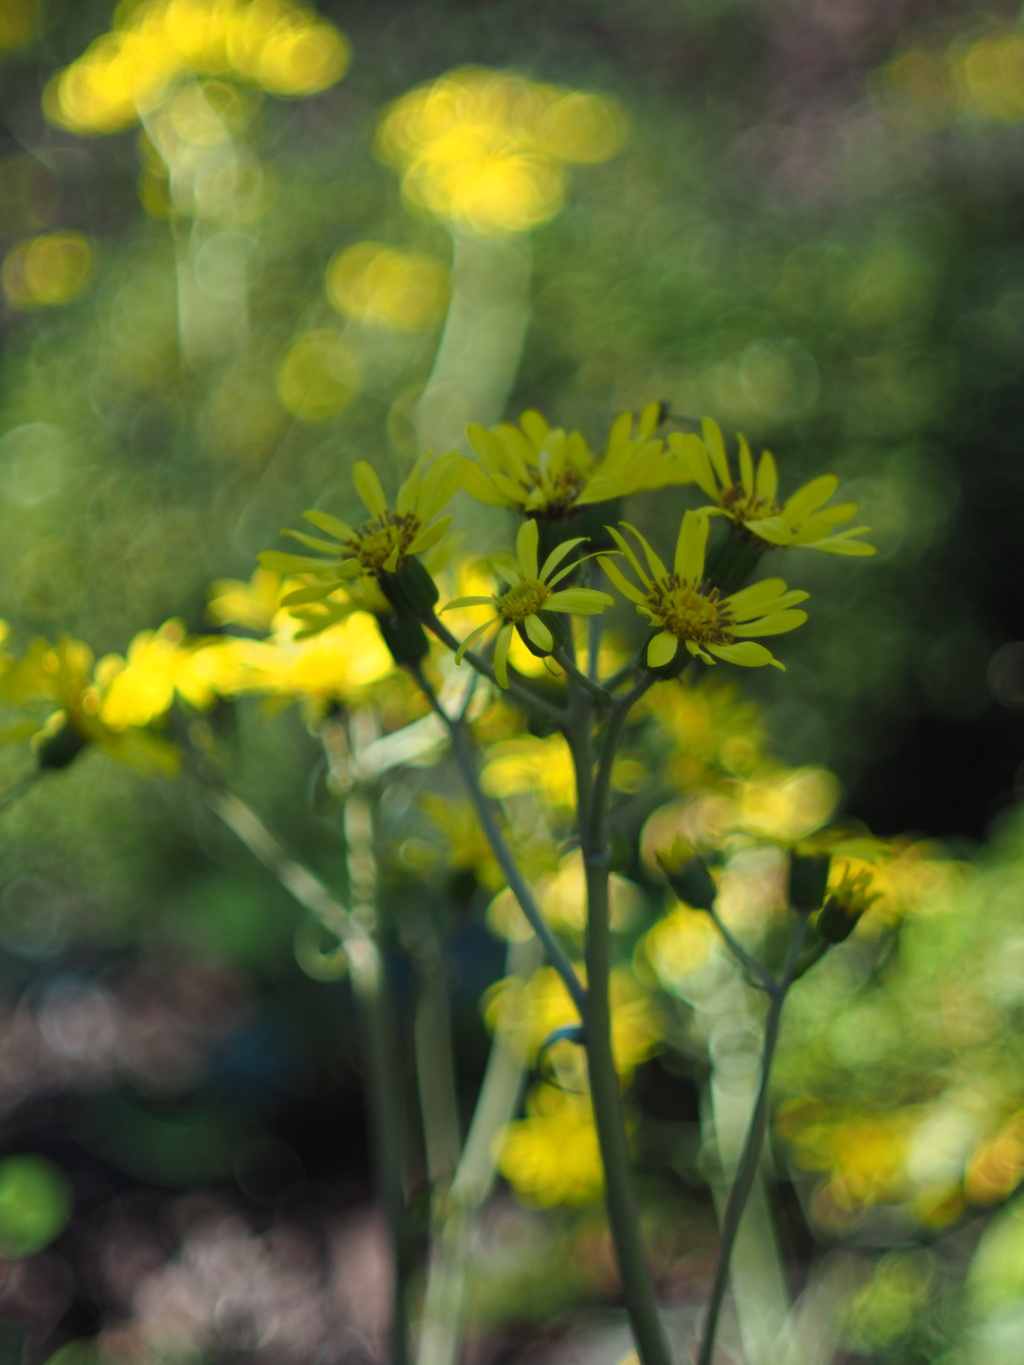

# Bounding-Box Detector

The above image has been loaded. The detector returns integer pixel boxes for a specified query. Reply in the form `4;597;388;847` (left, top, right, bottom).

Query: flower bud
703;520;769;594
656;837;717;910
375;612;430;667
378;556;439;619
788;850;832;912
816;869;880;944
35;719;89;771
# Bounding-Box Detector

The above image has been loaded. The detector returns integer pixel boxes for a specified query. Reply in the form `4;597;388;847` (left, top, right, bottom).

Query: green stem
412;666;587;1019
587;561;603;683
695;915;809;1365
569;676;671;1365
425;612;566;725
554;648;613;707
708;908;776;993
345;793;412;1365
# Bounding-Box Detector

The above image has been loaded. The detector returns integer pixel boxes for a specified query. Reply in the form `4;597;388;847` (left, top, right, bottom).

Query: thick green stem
695;916;809;1365
568;677;671;1365
413;938;462;1187
554;648;613;707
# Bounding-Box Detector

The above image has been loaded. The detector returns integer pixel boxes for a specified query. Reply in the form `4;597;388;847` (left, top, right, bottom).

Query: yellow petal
353;461;388;519
647;631;678;668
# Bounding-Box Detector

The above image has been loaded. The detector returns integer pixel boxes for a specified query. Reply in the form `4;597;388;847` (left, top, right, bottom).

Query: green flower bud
816;869;880;944
36;720;89;771
378;556;439;619
788;850;832;912
375;612;430;667
656;837;717;910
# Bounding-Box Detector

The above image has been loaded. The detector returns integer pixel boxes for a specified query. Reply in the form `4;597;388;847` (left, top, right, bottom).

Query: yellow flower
599;511;808;671
486;850;642;941
460;402;692;520
259;453;461;610
674;419;875;555
442;520;613;687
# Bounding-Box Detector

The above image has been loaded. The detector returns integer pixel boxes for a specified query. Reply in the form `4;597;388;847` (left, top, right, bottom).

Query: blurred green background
0;3;1023;1363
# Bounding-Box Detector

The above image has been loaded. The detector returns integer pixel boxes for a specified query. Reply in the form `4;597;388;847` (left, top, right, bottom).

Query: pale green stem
416;230;532;454
708;908;776;993
205;786;410;1365
695;916;809;1365
412;665;586;1019
553;648;613;708
415;936;541;1365
413;937;462;1188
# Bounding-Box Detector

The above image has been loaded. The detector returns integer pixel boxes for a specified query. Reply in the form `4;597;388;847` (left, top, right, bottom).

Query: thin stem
695;915;809;1365
569;674;671;1365
425;612;566;725
554;648;613;707
0;767;44;817
709;908;776;993
412;665;587;1020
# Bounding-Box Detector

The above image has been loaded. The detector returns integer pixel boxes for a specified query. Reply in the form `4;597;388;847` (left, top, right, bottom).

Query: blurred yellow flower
498;1086;605;1206
487;850;642;942
44;0;350;135
640;903;722;994
325;241;449;331
676;419;875;556
207;567;291;631
1;233;95;310
0;636;181;776
484;963;660;1076
777;1100;916;1213
460;402;690;518
641;676;765;792
276;330;361;422
229;609;396;711
0;0;36;50
376;66;628;235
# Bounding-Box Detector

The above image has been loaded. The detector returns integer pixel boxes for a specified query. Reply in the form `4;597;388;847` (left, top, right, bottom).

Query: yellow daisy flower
442;519;612;688
459;402;693;521
672;418;875;555
598;511;808;671
259;452;462;615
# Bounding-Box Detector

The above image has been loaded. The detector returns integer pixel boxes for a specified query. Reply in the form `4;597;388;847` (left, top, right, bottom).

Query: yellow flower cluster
44;0;350;135
882;28;1024;128
376;66;628;235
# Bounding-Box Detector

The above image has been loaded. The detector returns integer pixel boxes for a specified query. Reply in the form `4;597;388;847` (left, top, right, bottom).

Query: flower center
721;484;778;526
645;575;733;645
522;465;588;517
345;512;422;572
498;578;551;623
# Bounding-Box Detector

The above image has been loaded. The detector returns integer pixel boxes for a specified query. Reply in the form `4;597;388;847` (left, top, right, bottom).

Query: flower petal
283;529;344;554
782;474;839;524
493;624;513;688
539;537;588;583
523;614;553;651
546;588;614;613
455;620;496;663
598;556;646;604
730;609;808;636
674;510;708;584
708;641;782;669
353;461;388;519
647;631;679;668
408;516;451;555
516;518;540;580
738;434;754;495
303;509;353;539
606;525;652;588
701;418;731;488
442;596;497;611
259;551;336;573
620;521;667;581
756;451;778;504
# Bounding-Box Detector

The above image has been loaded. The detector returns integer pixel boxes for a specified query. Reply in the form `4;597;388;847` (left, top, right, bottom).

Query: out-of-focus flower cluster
882;24;1024;128
376;66;628;235
44;0;350;136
